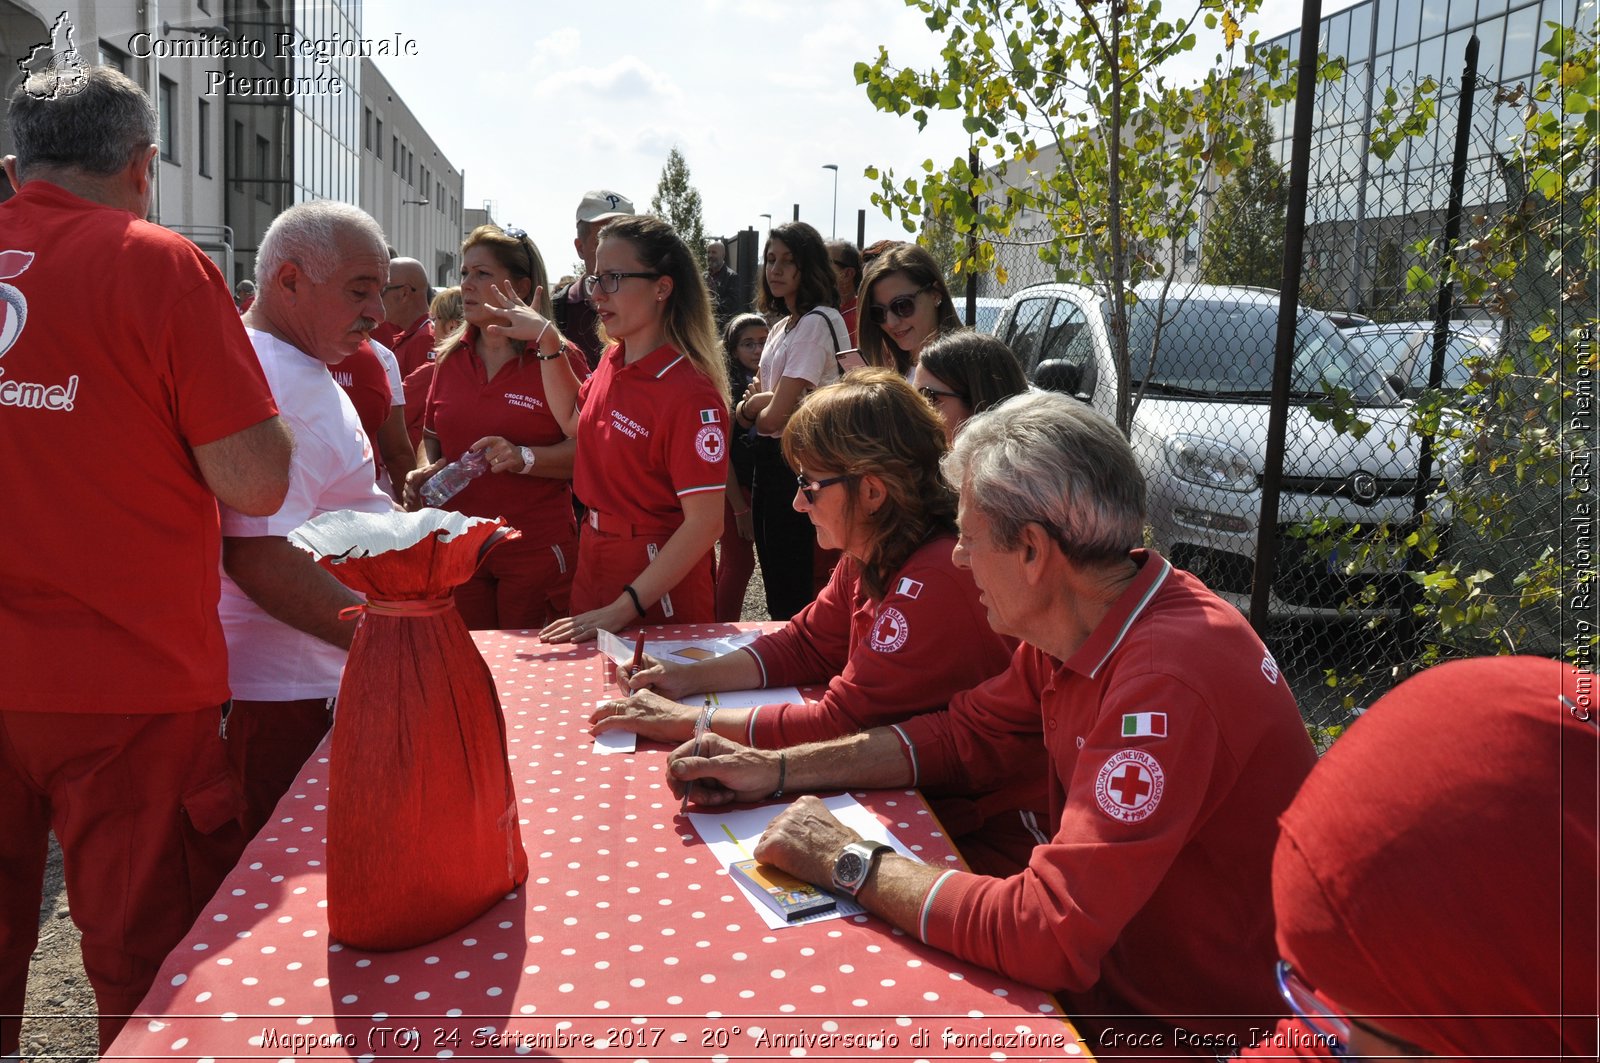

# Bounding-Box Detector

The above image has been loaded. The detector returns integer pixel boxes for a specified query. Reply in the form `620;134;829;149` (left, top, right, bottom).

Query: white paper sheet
686;794;921;928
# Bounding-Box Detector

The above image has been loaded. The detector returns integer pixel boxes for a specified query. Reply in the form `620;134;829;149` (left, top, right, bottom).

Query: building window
98;41;129;74
375;118;383;160
363;107;372;151
392;135;399;173
159;77;177;162
198;99;211;178
255;135;271;202
233;120;244;192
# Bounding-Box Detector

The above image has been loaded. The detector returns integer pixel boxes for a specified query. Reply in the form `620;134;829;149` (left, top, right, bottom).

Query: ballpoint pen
680;697;713;814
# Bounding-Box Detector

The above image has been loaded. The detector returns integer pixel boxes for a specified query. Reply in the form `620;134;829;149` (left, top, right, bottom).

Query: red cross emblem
1094;749;1165;823
694;425;726;463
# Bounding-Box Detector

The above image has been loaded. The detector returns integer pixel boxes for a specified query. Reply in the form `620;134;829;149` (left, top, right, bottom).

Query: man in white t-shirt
223;201;397;835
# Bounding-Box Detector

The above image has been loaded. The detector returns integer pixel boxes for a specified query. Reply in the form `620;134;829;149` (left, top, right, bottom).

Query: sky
362;0;1311;277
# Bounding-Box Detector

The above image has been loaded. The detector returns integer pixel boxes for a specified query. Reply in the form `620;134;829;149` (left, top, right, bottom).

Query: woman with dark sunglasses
404;224;586;630
590;368;1015;755
913;330;1029;442
857;243;963;377
734;221;850;620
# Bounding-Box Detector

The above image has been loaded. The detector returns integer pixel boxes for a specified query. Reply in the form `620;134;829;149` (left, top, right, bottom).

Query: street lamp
759;213;772;234
821;164;839;238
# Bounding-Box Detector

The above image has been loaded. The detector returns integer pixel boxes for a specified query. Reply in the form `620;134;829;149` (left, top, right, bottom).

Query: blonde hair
598;215;729;402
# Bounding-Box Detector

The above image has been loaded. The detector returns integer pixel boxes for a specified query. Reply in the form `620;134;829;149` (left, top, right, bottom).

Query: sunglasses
867;285;933;324
918;385;962;405
501;225;536;282
795;473;851;504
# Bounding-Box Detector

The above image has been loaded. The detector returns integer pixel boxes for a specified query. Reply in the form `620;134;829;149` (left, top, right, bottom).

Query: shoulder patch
869;606;910;653
1261;652;1280;685
1094;749;1165;823
694;425;726;463
699;407;721;424
1120;712;1166;739
893;576;924;599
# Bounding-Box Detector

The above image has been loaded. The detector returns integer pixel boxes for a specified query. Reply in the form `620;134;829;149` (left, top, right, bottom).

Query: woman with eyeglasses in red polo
404;224;587;630
857;242;963;378
481;215;730;640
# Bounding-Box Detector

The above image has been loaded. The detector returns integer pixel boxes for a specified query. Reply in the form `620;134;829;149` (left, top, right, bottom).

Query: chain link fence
927;26;1596;737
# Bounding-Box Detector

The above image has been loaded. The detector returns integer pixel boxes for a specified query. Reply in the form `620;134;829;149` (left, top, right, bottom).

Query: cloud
567;56;681;102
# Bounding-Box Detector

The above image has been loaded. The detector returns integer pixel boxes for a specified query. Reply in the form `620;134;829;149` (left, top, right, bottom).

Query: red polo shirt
425;331;587;548
574;343;729;531
0;180;279;712
390;312;436;378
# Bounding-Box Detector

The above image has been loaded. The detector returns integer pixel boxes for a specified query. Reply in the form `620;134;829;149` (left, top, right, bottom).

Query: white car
1343;320;1500;400
994;283;1443;617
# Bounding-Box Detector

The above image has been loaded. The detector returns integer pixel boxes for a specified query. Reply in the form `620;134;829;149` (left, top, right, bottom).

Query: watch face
835;852;865;884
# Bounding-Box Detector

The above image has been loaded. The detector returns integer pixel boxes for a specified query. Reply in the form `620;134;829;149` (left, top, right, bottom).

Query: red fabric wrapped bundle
289;510;529;951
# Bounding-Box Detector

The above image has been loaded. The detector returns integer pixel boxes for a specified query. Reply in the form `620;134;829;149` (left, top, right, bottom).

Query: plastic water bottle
419;448;489;508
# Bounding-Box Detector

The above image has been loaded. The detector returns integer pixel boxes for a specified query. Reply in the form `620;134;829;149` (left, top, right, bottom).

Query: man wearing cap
664;392;1317;1055
552;189;633;369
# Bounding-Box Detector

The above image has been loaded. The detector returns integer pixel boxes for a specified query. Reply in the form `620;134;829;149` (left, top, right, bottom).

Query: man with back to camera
659;391;1318;1056
0;64;291;1054
551;189;633;369
221;200;397;837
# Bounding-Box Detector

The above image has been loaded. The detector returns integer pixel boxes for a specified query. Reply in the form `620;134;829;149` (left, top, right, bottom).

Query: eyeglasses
583;271;662;295
381;283;413;296
1276;962;1351;1056
918;385;963;405
736;337;766;350
867;286;934;324
795;473;851;504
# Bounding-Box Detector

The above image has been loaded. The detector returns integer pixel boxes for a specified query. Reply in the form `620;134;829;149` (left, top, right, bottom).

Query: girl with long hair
732;221;848;619
481;215;730;639
857;243;962;377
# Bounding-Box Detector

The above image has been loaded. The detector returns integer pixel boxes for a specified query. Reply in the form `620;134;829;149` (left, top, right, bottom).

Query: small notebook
728;859;837;921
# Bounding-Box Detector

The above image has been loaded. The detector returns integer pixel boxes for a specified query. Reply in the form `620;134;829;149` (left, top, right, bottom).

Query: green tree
856;0;1310;432
918;194;964;295
651;146;707;268
1199;95;1285;288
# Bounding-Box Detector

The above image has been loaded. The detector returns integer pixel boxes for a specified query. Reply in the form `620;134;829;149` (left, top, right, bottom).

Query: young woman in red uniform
482;215;729;639
589;368;1015;749
404;224;586;629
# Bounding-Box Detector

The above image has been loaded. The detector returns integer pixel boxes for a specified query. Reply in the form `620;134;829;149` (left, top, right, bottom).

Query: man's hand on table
754;796;863;886
590;689;698;742
667;731;781;806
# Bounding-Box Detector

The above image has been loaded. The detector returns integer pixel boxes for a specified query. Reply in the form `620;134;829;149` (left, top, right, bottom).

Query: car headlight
1164;434;1257;492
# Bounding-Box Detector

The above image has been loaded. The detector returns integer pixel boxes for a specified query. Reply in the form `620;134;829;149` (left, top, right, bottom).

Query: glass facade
289;1;362;205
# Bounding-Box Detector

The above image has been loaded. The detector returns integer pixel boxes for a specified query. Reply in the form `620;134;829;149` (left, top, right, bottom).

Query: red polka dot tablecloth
109;626;1092;1061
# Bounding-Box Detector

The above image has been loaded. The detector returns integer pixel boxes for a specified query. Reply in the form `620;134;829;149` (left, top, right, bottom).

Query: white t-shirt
758;307;848;393
371;338;405;406
219;329;396;700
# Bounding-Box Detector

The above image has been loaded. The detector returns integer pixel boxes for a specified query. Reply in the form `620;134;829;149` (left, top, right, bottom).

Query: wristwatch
518;446;537;473
831;841;893;897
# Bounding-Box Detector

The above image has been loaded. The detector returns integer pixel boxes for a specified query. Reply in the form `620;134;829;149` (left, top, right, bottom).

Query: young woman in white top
732;221;847;619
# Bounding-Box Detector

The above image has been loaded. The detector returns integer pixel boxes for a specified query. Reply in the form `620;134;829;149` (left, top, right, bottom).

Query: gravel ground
17;564;773;1061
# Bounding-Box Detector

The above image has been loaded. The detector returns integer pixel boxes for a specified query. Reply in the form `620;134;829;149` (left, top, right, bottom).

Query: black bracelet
622;583;647;618
772;751;787;799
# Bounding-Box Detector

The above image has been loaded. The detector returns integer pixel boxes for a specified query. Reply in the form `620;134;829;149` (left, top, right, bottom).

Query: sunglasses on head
867;285;934;324
499;225;537;285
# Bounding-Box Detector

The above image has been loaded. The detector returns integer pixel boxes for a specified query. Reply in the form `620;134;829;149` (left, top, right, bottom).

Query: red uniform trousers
223;698;333;839
572;522;714;625
0;708;245;1054
455;533;577;631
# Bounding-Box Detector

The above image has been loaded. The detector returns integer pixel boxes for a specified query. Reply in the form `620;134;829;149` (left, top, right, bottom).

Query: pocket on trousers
179;768;248;909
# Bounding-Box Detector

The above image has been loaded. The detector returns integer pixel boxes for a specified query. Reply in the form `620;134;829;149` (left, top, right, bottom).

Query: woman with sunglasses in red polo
857;242;963;378
405;224;587;630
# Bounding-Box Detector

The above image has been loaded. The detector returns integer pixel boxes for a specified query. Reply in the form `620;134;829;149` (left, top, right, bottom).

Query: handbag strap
801;307;843;354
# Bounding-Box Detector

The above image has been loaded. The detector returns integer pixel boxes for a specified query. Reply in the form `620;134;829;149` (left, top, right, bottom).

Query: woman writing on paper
590;368;1014;749
480;214;729;638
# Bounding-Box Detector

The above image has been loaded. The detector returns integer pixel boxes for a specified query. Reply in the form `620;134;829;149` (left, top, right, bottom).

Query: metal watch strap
832;841;892;898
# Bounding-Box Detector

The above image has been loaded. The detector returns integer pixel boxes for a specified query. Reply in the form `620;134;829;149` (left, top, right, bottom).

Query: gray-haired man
663;391;1317;1050
0;65;291;1054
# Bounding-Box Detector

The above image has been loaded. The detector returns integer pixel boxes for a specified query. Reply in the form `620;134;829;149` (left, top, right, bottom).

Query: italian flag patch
1121;712;1167;738
700;408;720;424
